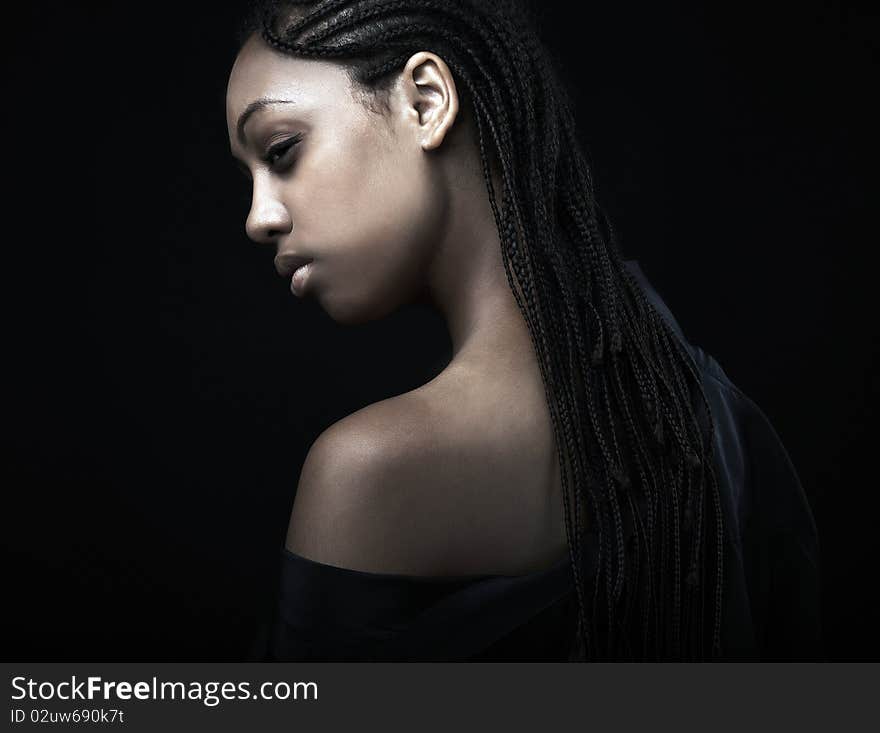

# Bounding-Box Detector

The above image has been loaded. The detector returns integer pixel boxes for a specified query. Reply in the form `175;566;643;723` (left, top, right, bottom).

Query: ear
400;51;459;151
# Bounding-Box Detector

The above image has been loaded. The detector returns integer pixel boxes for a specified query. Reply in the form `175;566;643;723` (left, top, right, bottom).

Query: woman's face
226;34;447;325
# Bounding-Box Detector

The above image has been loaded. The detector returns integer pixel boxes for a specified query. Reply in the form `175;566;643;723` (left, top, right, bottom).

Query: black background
4;1;877;660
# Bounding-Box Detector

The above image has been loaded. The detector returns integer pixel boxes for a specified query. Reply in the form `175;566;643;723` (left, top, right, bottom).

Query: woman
226;0;821;660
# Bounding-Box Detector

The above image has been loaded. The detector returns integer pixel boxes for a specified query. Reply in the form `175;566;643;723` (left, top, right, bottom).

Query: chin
319;290;401;326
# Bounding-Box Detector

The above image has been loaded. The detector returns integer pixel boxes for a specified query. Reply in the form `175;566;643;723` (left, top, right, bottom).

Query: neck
423;173;535;370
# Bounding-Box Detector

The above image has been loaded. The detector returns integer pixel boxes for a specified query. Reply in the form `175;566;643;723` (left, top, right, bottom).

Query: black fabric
263;548;576;661
250;259;821;661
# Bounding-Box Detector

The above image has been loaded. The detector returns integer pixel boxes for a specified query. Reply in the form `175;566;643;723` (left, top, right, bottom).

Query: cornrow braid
240;0;726;660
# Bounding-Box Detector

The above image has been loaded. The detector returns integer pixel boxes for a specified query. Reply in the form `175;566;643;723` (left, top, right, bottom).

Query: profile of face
226;34;461;325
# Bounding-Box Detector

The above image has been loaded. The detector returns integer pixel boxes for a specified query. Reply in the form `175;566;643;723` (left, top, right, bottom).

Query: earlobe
403;51;459;151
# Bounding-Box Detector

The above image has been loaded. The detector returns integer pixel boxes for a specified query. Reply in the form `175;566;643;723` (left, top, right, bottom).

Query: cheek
293;128;441;315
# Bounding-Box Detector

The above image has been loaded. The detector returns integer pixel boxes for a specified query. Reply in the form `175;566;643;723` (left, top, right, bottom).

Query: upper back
284;361;568;577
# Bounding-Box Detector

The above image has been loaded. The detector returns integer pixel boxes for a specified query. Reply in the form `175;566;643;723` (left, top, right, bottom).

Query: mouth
274;252;313;279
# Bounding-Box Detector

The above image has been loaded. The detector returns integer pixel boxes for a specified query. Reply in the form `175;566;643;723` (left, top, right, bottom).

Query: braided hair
236;0;726;660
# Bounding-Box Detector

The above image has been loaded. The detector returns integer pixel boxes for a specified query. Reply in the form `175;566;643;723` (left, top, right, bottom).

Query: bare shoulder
284;391;441;574
284;375;565;577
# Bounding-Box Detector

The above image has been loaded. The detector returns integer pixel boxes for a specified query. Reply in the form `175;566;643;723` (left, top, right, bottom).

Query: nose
245;177;292;245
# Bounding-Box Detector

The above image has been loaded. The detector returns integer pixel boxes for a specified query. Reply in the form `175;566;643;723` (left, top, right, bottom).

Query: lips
274;252;313;279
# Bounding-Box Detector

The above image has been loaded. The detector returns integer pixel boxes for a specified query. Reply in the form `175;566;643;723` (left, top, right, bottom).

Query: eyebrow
236;97;296;145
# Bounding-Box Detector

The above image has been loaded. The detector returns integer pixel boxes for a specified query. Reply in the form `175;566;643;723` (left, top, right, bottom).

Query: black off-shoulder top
250;260;821;661
266;547;577;661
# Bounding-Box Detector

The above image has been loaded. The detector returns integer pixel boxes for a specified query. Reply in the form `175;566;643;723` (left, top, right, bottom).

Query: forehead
225;35;356;135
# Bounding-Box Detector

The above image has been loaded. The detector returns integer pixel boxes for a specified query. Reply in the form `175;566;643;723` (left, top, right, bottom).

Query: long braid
242;0;725;660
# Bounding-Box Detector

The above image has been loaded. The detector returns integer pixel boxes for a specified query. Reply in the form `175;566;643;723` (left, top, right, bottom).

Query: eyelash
263;133;304;170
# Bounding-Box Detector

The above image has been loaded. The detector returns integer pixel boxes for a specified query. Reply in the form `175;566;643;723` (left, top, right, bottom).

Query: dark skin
227;34;567;577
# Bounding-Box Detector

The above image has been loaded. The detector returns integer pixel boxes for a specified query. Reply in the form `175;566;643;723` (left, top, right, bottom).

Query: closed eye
263;133;304;170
